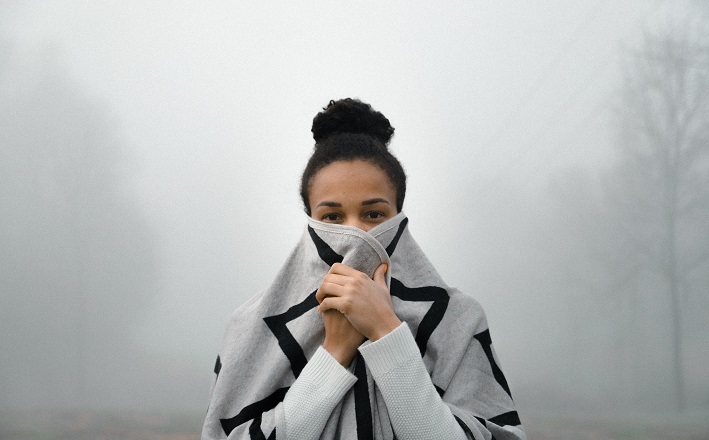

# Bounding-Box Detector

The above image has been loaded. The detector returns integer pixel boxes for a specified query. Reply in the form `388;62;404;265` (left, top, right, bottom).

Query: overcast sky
2;0;700;412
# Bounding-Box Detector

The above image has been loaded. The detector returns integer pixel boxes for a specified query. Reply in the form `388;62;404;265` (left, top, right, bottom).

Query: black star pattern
220;219;452;438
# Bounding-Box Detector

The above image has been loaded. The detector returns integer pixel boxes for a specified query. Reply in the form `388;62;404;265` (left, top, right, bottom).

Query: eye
365;211;386;220
322;213;341;222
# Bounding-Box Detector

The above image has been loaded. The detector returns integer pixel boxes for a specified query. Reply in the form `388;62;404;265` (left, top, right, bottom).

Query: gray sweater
284;322;472;439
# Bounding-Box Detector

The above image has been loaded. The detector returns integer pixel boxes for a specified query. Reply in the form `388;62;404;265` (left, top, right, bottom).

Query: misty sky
2;1;705;413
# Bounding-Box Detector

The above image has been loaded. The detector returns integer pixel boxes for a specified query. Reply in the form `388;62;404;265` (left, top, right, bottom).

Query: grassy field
1;410;707;439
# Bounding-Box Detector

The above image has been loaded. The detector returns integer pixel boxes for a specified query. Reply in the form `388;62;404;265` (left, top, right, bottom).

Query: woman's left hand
316;262;401;341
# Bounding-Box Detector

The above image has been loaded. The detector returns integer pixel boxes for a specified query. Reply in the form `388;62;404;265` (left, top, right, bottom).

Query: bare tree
0;42;159;408
603;16;709;411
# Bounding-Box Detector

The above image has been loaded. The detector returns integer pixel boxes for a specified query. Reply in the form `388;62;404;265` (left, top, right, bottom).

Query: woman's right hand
320;308;365;367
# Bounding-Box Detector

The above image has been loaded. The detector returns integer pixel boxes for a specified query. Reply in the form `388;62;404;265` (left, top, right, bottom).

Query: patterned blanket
201;213;524;440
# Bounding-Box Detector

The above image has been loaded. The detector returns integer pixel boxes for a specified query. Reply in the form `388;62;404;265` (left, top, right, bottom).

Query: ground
0;410;707;439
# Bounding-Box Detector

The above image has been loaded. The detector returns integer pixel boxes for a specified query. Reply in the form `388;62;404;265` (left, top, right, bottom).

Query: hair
300;98;407;215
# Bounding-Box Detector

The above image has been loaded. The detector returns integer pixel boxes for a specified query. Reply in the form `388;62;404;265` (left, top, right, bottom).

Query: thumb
373;263;388;285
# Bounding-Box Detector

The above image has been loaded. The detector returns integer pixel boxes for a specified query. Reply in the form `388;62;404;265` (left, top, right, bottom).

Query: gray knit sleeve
359;323;473;440
282;346;358;439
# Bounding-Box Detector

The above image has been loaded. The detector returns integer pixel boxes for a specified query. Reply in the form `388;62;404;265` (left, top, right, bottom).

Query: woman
202;98;526;440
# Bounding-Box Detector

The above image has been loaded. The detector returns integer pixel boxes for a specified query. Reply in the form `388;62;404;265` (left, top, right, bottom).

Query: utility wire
485;0;667;185
489;54;617;185
471;0;608;166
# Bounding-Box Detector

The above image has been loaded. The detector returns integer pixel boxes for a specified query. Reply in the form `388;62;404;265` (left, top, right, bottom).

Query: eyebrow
361;198;391;206
315;198;391;209
315;201;342;208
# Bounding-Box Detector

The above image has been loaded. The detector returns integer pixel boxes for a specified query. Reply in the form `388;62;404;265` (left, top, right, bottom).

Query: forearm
359;323;470;440
282;346;357;440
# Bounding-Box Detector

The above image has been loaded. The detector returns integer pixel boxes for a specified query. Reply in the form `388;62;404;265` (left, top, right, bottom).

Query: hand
320;309;365;367
316;263;401;342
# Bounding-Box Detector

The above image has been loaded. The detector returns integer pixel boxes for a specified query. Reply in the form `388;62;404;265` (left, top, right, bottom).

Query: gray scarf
202;213;522;439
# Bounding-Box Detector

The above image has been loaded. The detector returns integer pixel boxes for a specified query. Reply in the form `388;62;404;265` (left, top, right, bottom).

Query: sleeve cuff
283;347;358;439
302;346;358;398
358;322;420;378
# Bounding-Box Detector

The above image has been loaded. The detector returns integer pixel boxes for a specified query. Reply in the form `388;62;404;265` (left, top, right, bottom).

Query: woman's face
309;160;397;232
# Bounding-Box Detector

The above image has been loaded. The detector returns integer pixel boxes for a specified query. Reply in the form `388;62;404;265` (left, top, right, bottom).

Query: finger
316;278;347;303
329;262;360;276
322;272;350;287
316;281;348;301
373;263;388;285
318;297;347;314
315;286;326;303
316;284;340;303
317;271;349;303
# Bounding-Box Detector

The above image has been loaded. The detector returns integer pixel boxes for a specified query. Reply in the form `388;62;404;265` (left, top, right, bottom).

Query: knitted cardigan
201;213;525;440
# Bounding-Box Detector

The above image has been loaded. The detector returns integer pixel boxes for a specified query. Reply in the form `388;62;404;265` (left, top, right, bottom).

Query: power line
471;0;608;166
484;0;668;185
488;52;618;185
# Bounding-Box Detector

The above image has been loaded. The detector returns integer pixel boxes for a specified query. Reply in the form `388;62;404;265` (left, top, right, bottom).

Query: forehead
310;160;395;199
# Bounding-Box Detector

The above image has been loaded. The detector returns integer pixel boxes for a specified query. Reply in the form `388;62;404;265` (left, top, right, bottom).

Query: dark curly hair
300;98;407;215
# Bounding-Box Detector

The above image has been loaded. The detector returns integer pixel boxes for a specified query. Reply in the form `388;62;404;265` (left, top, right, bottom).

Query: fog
1;0;708;425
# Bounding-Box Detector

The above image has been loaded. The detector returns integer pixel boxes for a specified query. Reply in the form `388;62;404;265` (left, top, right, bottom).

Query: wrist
368;315;402;342
323;339;357;367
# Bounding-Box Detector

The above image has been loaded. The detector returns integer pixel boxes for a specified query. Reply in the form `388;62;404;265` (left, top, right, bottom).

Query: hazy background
1;0;708;427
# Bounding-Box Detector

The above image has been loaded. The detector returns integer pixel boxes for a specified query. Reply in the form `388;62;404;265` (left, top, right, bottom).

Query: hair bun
311;98;394;146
